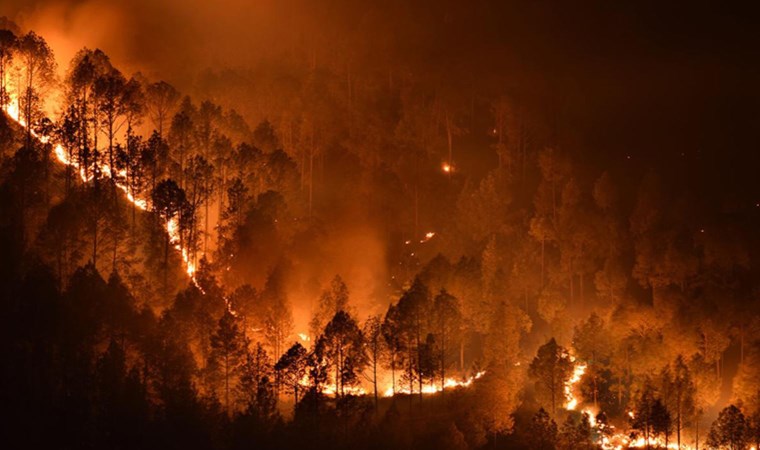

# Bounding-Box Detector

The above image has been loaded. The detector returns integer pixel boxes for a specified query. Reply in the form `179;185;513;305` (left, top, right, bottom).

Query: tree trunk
541;238;545;288
373;351;378;410
445;111;453;175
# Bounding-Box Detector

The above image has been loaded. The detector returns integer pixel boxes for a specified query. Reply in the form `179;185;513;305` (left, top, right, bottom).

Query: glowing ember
419;231;436;243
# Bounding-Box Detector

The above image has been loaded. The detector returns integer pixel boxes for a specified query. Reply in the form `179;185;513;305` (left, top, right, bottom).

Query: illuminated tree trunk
416;316;422;405
347;66;353;137
459;340;464;373
309;145;314;217
446;112;453;171
373;352;378;410
391;351;396;395
541;238;545;288
440;321;446;397
550;370;555;416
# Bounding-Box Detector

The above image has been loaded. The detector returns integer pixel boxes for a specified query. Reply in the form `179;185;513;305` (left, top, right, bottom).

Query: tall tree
237;342;276;419
275;342;308;405
151;179;186;295
261;263;294;360
0;28;17;110
573;313;612;408
529;338;573;416
182;155;215;262
309;274;350;338
663;355;696;449
16;31;56;144
94;67;128;180
362;314;385;410
395;278;430;402
209;310;247;416
317;310;365;397
433;289;462;393
145;80;179;139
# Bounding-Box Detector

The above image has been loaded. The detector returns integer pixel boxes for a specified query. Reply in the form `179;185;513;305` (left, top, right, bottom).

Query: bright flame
564;359;698;450
3;94;200;281
442;162;453;173
382;371;485;397
420;231;436;243
564;356;586;410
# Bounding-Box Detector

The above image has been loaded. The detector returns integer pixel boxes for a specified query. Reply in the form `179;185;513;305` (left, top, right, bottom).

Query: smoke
2;1;297;83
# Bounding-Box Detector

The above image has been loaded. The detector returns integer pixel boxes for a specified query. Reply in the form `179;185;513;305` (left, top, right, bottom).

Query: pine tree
209;310;247;416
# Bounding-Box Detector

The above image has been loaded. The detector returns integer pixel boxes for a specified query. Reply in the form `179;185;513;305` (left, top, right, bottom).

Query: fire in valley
0;2;759;450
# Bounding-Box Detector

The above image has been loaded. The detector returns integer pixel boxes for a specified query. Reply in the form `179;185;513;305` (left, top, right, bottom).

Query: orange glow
3;93;199;280
382;371;485;397
565;359;697;450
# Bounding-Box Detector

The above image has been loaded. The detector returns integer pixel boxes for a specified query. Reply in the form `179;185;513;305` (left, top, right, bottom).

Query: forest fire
1;4;759;450
2;95;198;279
564;356;586;410
382;371;486;397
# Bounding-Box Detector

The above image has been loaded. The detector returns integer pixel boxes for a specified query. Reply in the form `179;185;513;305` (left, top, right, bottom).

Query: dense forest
1;3;760;449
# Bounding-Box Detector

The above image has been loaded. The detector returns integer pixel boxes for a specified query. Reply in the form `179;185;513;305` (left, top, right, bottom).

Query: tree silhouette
145;80;179;139
529;338;572;416
275;342;308;405
151;178;186;294
310;274;350;338
0;28;17;109
209;310;247;416
317;310;365;397
16;31;56;144
707;405;748;450
530;408;558;450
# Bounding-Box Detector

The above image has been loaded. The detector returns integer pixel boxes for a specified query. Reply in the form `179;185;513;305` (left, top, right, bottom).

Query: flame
442;162;453;173
2;95;199;280
419;231;436;243
5;97;23;125
382;371;486;397
564;355;586;410
564;359;698;450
